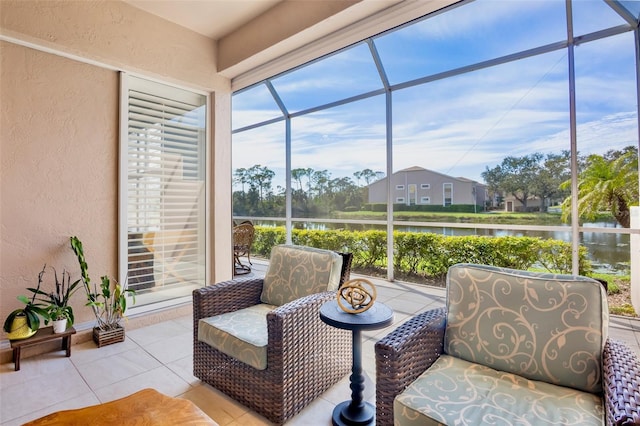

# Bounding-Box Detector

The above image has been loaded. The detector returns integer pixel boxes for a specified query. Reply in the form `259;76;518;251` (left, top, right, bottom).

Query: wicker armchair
375;264;640;426
193;245;352;424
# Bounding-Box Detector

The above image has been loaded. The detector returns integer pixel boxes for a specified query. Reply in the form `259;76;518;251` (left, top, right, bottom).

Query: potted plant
28;265;80;334
3;268;51;340
70;236;135;346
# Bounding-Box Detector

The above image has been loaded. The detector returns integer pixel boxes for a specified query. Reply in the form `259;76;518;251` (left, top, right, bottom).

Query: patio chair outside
375;263;640;426
233;221;254;275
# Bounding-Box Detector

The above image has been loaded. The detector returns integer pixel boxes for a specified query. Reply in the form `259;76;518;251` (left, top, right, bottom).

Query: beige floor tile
228;411;273;426
284;396;334;426
92;365;191;402
3;391;100;426
126;319;191;347
0;360;91;423
166;354;199;385
74;347;162;389
70;336;140;365
180;384;251;425
143;331;192;364
0;352;74;387
174;315;195;330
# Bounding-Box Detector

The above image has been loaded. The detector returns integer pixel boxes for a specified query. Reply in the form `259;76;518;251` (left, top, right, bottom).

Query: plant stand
93;325;125;347
10;326;76;371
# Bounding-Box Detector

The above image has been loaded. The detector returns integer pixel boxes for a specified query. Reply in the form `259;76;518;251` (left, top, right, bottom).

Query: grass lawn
335;210;567;225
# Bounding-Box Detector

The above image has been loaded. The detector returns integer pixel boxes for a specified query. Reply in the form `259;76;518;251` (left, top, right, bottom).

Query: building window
120;74;207;307
396;197;405;203
421;184;430;189
443;183;453;207
396;185;404;190
420;197;431;204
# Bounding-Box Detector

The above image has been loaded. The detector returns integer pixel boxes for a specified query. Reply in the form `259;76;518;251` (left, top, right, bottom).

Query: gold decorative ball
337;278;377;314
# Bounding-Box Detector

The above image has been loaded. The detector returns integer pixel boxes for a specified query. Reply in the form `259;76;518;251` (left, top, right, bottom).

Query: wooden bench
10;326;76;371
23;388;219;425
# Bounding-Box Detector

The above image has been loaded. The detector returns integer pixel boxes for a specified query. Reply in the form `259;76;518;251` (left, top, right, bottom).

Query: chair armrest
603;338;640;426
375;307;447;426
267;291;351;375
193;278;264;321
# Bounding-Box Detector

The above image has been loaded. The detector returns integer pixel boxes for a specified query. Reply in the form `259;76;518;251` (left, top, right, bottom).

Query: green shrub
610;304;636;316
252;226;591;278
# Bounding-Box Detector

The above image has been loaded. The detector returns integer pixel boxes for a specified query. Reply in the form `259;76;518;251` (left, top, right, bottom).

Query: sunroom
1;0;639;425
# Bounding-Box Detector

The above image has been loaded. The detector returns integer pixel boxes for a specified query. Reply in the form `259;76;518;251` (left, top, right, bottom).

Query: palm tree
561;150;638;228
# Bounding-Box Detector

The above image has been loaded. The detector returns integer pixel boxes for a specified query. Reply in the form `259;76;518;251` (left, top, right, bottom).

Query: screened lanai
231;0;640;312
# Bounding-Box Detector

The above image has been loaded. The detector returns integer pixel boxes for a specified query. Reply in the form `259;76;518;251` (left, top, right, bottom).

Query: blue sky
232;0;638;190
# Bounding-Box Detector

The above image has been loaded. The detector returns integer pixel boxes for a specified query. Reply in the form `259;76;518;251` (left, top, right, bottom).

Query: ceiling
121;0;442;87
124;0;283;40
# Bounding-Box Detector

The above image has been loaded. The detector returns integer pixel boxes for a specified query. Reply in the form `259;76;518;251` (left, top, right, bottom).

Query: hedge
252;226;592;278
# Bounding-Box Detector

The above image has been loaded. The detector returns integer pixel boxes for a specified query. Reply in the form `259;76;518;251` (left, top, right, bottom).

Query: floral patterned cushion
197;303;277;370
260;245;342;306
444;263;608;393
394;355;604;426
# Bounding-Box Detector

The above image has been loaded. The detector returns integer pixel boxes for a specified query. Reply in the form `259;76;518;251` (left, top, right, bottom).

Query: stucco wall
0;0;225;91
0;0;234;342
1;41;119;327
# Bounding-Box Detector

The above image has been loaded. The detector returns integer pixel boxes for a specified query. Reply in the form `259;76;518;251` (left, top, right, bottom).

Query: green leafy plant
3;267;51;333
70;236;135;331
28;264;80;326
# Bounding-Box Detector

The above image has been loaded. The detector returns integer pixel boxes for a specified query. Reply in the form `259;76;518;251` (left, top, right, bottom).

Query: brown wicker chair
375;264;640;426
193;245;352;425
233;221;254;275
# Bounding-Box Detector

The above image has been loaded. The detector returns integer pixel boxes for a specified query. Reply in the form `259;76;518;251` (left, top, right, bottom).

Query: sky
231;0;639;190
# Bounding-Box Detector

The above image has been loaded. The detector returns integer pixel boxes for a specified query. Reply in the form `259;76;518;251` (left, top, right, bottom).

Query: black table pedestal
320;300;394;426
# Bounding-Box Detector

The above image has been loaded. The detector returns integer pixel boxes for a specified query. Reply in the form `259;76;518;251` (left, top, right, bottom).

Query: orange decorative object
337;278;377;314
23;388;218;425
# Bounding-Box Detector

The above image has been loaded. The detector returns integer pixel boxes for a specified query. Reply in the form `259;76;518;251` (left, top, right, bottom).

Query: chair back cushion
444;263;608;393
260;245;342;306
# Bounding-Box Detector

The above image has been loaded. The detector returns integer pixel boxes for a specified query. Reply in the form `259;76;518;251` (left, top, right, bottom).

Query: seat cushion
394;355;604;426
444;263;608;393
260;245;342;306
198;303;277;370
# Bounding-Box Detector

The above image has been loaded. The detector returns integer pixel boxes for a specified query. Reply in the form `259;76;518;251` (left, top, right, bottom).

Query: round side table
320;300;394;426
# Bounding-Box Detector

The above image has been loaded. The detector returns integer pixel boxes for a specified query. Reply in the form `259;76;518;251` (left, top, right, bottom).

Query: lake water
254;220;631;274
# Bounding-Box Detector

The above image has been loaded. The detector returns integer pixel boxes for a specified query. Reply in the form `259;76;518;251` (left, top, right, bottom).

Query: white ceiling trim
230;0;463;92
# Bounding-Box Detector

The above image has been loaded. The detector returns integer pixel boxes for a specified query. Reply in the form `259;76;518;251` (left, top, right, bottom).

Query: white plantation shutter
121;75;207;297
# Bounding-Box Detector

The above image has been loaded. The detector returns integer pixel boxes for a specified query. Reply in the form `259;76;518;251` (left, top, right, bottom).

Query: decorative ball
337;278;377;314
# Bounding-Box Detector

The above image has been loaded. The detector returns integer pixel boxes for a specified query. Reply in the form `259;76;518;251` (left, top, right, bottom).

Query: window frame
119;72;210;313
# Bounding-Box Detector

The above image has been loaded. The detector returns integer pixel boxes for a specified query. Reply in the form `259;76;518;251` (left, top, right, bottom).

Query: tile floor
1;262;639;425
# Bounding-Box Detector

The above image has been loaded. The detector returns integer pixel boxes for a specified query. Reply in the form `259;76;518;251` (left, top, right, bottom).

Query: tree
291;168;306;192
233;168;249;193
246;164;275;202
531;151;571;212
311;169;330;197
482;153;543;210
561;148;638;228
354;169;384;186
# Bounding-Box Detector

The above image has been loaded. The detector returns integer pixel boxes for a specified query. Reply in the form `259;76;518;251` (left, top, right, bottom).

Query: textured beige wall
1;41;119;327
0;0;225;91
0;0;234;339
